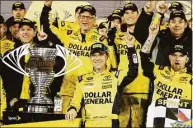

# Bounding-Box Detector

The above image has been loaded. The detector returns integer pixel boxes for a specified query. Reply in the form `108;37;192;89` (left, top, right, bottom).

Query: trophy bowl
26;47;57;113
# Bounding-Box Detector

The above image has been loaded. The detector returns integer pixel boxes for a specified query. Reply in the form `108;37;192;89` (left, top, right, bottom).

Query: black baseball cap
98;22;107;29
79;5;96;16
169;2;184;11
169;45;188;55
19;18;36;29
123;2;138;13
0;15;5;24
109;14;122;22
6;17;22;27
12;2;25;10
90;43;108;55
112;8;123;17
169;10;187;21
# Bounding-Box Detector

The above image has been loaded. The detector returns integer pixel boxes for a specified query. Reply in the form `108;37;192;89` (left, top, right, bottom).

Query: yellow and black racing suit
115;31;150;127
140;52;192;127
40;5;117;114
68;47;138;127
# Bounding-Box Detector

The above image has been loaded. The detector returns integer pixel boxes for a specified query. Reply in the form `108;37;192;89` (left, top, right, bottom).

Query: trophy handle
2;43;30;76
54;45;82;78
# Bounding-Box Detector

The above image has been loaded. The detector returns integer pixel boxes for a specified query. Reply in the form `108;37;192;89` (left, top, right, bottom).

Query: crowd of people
0;1;192;127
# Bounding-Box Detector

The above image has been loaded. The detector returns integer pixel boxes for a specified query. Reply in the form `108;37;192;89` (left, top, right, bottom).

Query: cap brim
90;50;107;55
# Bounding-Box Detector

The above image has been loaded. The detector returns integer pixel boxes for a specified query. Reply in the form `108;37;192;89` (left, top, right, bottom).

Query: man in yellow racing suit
41;1;117;114
140;23;192;127
65;41;138;127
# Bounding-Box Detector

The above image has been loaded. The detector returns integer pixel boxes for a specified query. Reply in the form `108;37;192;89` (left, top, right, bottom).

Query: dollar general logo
8;116;21;121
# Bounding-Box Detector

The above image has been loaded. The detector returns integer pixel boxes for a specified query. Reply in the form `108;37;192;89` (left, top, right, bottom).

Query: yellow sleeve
69;82;83;112
1;77;7;119
0;39;15;56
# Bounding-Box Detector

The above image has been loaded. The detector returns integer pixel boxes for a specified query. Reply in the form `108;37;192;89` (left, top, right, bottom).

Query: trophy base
27;104;54;113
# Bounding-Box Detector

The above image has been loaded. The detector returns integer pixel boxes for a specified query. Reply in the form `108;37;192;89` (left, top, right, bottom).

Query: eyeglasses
79;15;95;20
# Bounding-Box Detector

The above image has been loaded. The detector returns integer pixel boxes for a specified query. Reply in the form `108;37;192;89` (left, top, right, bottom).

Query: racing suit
140;52;192;127
40;5;117;114
68;46;138;127
115;31;150;127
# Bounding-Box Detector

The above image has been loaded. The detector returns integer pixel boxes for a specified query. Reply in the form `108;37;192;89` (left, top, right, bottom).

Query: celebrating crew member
140;22;192;127
97;22;108;37
153;10;192;73
0;15;15;57
41;0;117;114
65;38;138;127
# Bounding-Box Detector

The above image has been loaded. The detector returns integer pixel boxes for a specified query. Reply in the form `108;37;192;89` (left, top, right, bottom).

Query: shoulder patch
99;35;106;42
67;30;73;35
61;21;65;27
159;65;165;70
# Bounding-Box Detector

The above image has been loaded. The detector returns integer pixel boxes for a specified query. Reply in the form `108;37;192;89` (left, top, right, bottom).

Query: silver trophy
2;43;82;113
26;47;57;113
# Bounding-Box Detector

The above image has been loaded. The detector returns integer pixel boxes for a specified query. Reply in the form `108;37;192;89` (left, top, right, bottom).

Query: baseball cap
90;43;108;55
112;9;123;16
169;10;187;21
12;2;25;10
0;15;5;24
123;2;138;13
169;45;188;55
169;2;184;11
79;5;96;16
109;14;122;22
6;17;22;27
19;18;36;29
98;22;107;29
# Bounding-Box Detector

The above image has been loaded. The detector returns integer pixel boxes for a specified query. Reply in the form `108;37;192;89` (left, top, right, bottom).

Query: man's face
98;28;107;37
169;52;188;71
91;52;108;72
111;19;121;29
19;25;36;43
9;23;20;39
78;11;95;32
123;10;139;25
0;23;7;39
12;8;26;19
169;17;187;39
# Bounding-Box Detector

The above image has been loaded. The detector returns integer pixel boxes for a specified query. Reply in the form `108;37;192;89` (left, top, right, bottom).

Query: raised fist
44;0;53;7
156;1;168;14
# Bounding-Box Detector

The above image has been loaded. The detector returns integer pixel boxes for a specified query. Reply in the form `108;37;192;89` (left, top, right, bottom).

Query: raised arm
140;23;159;80
118;33;138;92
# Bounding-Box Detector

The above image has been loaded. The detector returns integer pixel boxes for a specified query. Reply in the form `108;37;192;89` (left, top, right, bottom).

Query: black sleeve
40;5;63;46
134;8;153;45
118;47;138;92
140;52;155;81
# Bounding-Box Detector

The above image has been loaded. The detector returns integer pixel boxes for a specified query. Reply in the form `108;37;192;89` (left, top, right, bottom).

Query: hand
149;23;159;37
65;108;77;121
125;32;136;47
44;0;53;7
37;25;48;41
156;1;168;14
144;1;156;14
10;98;18;107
